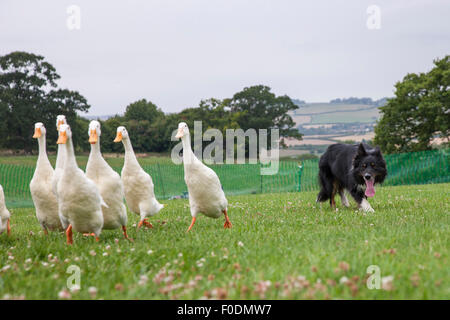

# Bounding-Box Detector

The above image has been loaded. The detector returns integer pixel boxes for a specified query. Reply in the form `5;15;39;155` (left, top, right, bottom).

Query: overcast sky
1;0;449;116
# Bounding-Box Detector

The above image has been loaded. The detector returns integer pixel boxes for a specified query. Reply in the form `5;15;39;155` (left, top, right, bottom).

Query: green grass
291;103;381;124
294;103;372;115
311;108;380;124
0;183;449;300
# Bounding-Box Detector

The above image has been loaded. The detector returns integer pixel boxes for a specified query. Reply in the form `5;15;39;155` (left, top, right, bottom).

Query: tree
126;118;170;153
374;56;450;153
176;98;238;132
124;99;163;122
330;97;374;105
291;99;306;106
228;85;302;143
122;99;168;152
46;89;90;151
171;98;239;153
0;51;90;152
99;115;126;153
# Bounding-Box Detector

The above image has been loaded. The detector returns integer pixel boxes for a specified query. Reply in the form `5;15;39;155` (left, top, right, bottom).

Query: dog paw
359;199;375;213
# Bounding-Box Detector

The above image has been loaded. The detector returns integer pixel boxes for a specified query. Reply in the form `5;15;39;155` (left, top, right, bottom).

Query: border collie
316;143;387;212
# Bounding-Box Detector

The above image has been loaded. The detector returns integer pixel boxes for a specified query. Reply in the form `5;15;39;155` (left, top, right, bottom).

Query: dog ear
357;143;367;157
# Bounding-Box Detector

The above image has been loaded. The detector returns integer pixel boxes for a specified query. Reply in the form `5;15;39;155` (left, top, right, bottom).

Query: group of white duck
0;117;232;244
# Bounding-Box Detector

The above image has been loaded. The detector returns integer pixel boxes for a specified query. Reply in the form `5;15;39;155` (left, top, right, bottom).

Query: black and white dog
316;143;387;212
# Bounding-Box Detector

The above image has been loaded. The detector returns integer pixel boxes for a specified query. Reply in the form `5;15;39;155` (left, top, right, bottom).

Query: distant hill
291;98;306;106
291;103;380;125
85;114;117;121
286;99;389;151
329;97;388;106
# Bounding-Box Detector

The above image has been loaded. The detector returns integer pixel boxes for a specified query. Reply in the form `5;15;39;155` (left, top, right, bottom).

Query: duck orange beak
175;128;184;139
114;131;123;143
89;129;98;144
57;131;67;144
33;128;42;139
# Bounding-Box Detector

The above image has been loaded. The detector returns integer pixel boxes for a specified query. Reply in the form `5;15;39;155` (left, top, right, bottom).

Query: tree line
329;97;388;107
1;51;448;155
0;51;301;155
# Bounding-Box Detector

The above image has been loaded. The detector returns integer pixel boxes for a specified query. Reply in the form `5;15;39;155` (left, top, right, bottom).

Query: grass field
310;108;380;124
291;103;381;125
1;183;448;300
293;103;372;115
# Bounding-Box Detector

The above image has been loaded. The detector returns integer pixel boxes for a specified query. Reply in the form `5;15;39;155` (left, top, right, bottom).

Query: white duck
52;115;67;197
175;122;231;231
114;126;163;229
30;122;63;234
0;184;11;236
56;124;104;244
86;121;130;240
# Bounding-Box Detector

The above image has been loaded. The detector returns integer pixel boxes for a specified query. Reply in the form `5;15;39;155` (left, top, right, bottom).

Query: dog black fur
316;143;387;210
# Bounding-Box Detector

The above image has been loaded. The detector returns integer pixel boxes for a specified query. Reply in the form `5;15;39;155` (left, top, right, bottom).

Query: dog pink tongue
365;179;375;197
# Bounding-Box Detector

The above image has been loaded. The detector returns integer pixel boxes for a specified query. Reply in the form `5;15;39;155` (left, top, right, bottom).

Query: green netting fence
297;148;450;191
1;148;449;208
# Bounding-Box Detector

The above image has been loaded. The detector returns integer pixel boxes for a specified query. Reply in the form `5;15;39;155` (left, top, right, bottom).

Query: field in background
291;103;380;125
0;184;448;299
287;102;381;154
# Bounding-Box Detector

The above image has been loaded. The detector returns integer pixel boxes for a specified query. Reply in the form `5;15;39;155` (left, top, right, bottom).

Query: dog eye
371;162;375;167
362;164;367;168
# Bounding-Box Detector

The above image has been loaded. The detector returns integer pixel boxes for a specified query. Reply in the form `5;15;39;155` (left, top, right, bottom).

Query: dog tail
316;162;333;203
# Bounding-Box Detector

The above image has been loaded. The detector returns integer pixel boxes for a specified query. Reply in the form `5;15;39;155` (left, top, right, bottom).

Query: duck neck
123;137;139;167
181;133;195;165
89;137;102;158
55;143;66;169
63;137;78;170
36;136;48;166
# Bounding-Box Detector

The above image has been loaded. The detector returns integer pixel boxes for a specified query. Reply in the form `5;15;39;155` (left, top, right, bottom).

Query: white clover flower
58;289;71;300
339;276;349;284
88;286;98;298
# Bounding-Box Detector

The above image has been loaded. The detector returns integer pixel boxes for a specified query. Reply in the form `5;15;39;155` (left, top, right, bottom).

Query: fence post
260;170;263;194
297;163;303;192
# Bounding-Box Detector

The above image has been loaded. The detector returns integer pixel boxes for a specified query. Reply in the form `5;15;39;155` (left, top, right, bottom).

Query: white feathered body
184;157;228;218
30;155;62;231
57;142;104;235
121;160;163;219
0;185;10;234
86;151;127;229
52;169;62;197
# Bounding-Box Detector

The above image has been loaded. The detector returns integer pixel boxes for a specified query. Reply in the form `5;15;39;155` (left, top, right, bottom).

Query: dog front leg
339;190;350;207
350;188;374;213
359;199;375;213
